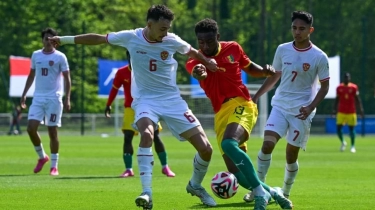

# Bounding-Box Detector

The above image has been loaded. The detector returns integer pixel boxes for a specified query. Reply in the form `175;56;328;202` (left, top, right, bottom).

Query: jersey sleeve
31;52;36;70
60;54;69;72
185;58;201;74
237;43;251;68
272;46;282;72
106;30;134;48
170;33;191;54
317;54;330;82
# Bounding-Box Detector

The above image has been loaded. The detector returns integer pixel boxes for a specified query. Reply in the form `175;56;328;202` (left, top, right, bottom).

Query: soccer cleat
186;181;216;207
273;187;294;209
253;191;271;210
120;169;135;178
243;190;255;202
33;155;49;173
162;166;175;177
340;141;347;152
50;167;59;176
135;192;153;210
350;147;356;153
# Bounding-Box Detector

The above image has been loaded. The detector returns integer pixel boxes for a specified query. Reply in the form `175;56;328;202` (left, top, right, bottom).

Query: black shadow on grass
187;202;252;209
55;176;121;180
0;174;33;177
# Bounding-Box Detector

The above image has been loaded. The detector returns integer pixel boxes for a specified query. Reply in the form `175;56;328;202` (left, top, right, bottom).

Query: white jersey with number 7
271;42;330;114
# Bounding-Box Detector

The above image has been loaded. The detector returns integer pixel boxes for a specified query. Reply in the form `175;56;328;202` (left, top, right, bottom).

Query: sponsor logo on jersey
161;51;169;60
303;63;310;71
49;61;54;66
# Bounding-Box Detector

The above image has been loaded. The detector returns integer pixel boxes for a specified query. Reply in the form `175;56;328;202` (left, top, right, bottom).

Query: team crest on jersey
302;63;310;71
49;61;54;66
227;55;234;63
160;51;169;60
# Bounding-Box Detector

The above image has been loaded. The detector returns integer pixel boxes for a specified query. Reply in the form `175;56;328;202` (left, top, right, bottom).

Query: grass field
1;134;375;210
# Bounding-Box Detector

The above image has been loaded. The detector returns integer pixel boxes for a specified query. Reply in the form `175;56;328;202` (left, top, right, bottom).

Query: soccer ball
211;171;239;199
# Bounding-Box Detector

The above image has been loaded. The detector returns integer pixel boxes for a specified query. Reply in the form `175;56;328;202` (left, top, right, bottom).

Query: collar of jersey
292;41;312;52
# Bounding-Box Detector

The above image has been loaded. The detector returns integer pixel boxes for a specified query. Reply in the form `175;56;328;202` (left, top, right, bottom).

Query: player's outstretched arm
243;63;275;78
49;34;107;47
186;48;217;72
252;72;281;103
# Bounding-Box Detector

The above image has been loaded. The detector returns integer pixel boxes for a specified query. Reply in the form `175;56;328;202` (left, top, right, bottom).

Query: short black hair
194;18;219;35
41;27;58;38
126;50;131;69
291;11;313;25
146;5;174;21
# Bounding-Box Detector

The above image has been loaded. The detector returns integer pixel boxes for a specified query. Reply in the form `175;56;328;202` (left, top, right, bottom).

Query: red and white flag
9;55;34;97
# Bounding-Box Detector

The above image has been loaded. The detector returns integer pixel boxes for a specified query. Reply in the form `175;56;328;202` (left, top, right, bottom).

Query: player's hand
64;99;71;112
205;58;218;72
192;64;207;80
105;106;111;118
262;64;276;77
20;96;27;109
296;105;314;120
48;36;61;48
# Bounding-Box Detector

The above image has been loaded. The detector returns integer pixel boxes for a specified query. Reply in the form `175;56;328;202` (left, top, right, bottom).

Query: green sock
349;129;356;146
337;128;344;143
157;151;167;167
221;139;261;190
123;153;132;169
234;171;252;190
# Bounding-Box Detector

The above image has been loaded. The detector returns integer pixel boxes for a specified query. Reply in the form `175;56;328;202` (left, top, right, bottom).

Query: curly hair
41;27;58;38
146;5;174;21
291;11;313;25
194;18;219;35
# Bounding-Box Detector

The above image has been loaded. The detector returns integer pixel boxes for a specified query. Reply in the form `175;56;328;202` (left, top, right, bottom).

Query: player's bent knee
262;136;277;153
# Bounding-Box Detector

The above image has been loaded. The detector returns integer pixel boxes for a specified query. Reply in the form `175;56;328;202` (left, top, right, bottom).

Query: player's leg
257;108;286;182
27;98;49;173
45;98;63;176
336;112;347;151
281;112;314;198
132;102;159;209
153;127;175;177
348;113;357;153
120;107;137;177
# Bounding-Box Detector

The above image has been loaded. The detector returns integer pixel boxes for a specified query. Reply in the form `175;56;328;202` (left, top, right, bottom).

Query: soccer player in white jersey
243;11;330;202
49;5;217;209
20;28;71;176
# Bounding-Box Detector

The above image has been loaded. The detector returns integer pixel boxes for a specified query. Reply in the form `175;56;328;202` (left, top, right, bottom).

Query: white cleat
135;192;153;210
350;147;356;153
243;190;255;202
340;141;347;152
186;181;216;207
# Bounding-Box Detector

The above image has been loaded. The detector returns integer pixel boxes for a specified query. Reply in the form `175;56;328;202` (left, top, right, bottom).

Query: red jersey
106;65;133;108
336;82;358;114
186;41;251;113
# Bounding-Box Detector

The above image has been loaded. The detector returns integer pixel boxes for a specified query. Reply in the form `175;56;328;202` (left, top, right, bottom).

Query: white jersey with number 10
271;42;330;114
106;28;191;101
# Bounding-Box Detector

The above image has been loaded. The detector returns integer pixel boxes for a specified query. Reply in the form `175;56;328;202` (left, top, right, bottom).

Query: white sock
253;185;267;196
257;151;272;182
190;153;209;188
51;153;59;168
282;161;299;196
34;144;46;159
137;147;153;194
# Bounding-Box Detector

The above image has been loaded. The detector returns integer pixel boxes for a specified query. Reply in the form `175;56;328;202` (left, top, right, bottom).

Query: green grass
1;134;375;210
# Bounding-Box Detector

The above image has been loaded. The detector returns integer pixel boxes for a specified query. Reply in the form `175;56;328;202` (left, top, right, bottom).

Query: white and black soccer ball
211;171;239;199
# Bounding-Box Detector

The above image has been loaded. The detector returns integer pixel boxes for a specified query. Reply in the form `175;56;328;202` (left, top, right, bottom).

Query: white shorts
265;107;315;150
131;99;201;141
28;97;63;127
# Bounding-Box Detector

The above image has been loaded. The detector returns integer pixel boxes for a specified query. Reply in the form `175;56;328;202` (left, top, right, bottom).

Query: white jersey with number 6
106;28;191;101
271;42;330;114
31;49;69;99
